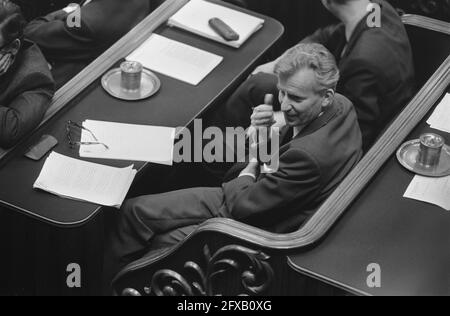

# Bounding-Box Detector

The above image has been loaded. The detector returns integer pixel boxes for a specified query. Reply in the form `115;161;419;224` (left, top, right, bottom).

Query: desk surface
288;91;450;296
0;3;283;227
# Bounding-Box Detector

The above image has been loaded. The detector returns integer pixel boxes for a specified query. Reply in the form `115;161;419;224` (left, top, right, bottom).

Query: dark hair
0;2;26;45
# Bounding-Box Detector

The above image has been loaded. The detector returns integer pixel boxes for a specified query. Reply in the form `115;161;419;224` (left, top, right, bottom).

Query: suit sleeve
300;24;343;47
339;58;380;148
0;72;54;148
24;9;97;61
222;149;322;227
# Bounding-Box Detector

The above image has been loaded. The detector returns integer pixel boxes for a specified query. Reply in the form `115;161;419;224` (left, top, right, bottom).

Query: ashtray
397;139;450;177
101;67;161;101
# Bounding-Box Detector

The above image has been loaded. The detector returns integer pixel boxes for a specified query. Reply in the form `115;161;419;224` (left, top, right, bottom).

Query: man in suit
109;43;363;265
0;0;54;148
211;0;415;152
24;0;150;88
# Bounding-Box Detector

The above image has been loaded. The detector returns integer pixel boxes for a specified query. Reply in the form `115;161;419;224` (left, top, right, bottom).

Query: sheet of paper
33;152;136;208
79;120;175;165
404;175;450;211
427;93;450;133
126;34;223;85
168;0;265;48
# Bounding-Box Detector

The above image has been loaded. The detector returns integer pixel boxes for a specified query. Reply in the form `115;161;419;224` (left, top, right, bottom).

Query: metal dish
397;139;450;177
101;67;161;101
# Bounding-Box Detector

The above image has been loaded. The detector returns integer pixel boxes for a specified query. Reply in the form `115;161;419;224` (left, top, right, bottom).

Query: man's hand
239;161;260;179
251;60;277;75
250;104;276;127
247;93;275;140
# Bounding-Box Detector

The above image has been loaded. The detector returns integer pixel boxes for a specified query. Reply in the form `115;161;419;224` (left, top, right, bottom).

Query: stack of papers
79;120;175;165
427;93;450;133
168;0;265;48
404;175;450;211
127;34;223;85
33;152;136;208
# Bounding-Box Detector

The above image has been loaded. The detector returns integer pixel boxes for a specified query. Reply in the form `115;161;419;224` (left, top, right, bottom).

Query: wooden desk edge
286;256;372;296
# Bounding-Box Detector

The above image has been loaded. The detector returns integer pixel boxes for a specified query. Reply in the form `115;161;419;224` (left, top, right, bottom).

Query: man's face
278;68;326;128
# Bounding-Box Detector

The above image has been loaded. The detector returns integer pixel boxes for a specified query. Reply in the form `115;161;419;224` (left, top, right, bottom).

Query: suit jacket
0;41;55;149
24;0;150;88
302;0;415;151
222;94;363;233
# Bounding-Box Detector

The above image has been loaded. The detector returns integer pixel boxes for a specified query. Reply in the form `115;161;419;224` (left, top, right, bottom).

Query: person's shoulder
333;93;354;112
351;2;407;57
19;42;52;76
81;0;149;38
348;28;408;74
12;42;54;90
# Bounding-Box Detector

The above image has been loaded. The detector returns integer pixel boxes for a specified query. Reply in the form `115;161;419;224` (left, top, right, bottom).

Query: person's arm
300;23;343;46
222;149;321;227
24;9;97;61
0;72;54;148
339;58;380;149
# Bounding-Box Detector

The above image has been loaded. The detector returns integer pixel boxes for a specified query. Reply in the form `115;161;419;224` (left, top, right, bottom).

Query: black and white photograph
0;0;448;298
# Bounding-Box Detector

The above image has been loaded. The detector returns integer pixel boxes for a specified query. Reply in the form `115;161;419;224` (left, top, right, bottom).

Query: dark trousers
109;187;230;266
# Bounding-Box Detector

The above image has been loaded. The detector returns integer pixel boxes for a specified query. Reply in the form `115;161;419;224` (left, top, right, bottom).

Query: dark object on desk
24;135;58;161
209;18;240;41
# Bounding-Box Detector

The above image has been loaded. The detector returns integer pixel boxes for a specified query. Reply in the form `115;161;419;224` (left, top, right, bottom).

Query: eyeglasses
0;39;21;56
66;120;109;150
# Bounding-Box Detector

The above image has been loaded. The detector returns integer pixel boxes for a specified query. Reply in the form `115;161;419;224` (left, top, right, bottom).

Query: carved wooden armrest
114;222;277;296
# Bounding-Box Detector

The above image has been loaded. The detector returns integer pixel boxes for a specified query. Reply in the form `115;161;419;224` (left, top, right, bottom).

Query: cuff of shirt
238;172;257;181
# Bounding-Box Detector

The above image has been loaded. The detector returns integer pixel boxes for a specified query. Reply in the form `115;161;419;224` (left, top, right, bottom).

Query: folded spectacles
66;120;109;150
